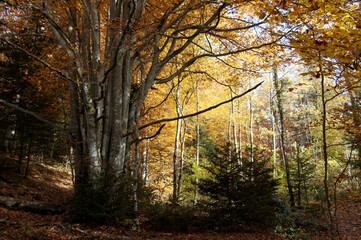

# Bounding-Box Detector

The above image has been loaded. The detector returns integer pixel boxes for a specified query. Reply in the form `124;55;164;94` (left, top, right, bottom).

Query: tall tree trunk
249;96;254;163
273;66;295;208
177;121;187;199
142;138;150;186
302;158;309;205
133;110;141;231
194;81;200;205
270;87;277;177
228;105;232;161
172;80;182;203
237;95;243;165
296;141;302;207
319;61;335;240
230;89;240;164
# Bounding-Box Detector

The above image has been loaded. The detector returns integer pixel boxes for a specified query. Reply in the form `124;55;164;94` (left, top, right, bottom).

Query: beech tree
0;0;282;206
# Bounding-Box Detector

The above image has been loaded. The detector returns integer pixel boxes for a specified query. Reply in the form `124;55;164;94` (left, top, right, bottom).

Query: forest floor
0;156;360;240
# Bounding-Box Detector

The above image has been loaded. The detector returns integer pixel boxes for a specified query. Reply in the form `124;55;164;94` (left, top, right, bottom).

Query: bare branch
135;81;264;133
155;39;277;84
0;99;71;138
1;37;72;81
0;37;100;85
156;3;227;68
143;84;176;116
134;124;166;143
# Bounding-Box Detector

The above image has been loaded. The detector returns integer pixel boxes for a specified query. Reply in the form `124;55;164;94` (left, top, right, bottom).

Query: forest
0;0;360;239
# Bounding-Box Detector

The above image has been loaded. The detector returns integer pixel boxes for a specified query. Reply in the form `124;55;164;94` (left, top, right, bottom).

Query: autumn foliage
0;0;361;239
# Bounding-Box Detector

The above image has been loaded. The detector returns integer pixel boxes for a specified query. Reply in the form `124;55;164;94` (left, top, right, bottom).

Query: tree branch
0;37;99;85
0;99;71;138
130;81;264;135
133;124;166;143
0;38;72;81
154;39;278;84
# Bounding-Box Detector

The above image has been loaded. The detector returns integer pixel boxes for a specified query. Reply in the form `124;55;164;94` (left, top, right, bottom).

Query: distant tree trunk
249;96;254;163
17;128;25;174
177;121;187;199
24;134;33;179
230;89;240;164
194;81;200;205
319;61;335;240
173;80;182;203
1;121;13;152
133;111;141;231
344;76;361;190
228;106;232;161
237;96;243;164
10;122;18;157
173;118;181;202
142;138;150;186
302;159;309;205
296;141;302;207
273;66;295;208
49;133;57;160
270;87;277;177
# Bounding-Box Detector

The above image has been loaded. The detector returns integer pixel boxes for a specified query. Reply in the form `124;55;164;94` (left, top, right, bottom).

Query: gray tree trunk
319;61;335;240
273;66;295;208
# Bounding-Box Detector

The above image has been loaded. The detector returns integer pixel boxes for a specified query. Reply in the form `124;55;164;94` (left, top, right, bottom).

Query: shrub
70;170;152;225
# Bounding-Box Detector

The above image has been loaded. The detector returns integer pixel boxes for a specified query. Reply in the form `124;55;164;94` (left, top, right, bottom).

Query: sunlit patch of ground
0;157;73;204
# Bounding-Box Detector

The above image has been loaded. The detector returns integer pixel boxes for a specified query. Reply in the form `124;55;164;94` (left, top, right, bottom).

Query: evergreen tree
199;145;279;226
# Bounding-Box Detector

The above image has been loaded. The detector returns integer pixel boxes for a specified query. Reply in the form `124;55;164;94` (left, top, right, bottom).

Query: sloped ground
314;193;361;240
336;195;361;240
0;156;73;239
0;155;360;239
0;156;73;204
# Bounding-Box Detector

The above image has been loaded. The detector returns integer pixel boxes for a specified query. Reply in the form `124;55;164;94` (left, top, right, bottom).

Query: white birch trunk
194;81;200;205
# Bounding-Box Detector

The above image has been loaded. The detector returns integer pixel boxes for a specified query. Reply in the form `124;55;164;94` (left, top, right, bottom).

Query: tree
272;67;295;207
199;144;279;226
0;0;280;217
0;10;67;169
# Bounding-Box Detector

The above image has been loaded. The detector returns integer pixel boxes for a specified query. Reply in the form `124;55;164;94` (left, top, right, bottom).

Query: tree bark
0;196;65;214
194;80;200;205
24;134;33;179
172;79;182;203
273;66;295;208
177;120;187;199
17;127;25;174
237;92;243;165
319;60;335;240
249;95;254;163
296;141;302;207
231;91;240;165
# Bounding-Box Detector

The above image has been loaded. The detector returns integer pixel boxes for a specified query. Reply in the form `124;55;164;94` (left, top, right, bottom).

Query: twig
72;227;91;236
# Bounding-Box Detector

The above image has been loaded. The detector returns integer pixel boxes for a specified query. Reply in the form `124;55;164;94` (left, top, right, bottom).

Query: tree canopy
0;0;360;238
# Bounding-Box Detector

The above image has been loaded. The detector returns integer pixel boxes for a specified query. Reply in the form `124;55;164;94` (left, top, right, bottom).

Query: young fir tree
199;144;279;226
